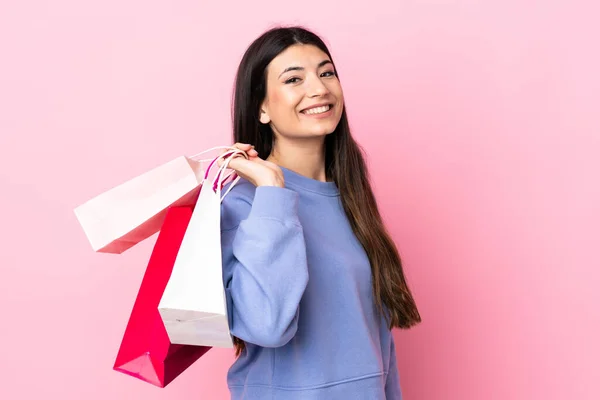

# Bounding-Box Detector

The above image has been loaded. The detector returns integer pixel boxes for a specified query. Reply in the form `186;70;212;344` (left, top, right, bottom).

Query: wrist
257;176;285;188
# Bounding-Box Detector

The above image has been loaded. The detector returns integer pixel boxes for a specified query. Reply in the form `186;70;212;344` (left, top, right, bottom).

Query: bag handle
185;146;248;201
189;146;244;190
204;148;247;181
216;153;243;201
204;149;249;202
188;146;242;163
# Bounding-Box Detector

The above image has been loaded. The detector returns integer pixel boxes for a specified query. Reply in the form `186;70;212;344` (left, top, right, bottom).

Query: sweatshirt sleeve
385;334;403;399
220;185;309;348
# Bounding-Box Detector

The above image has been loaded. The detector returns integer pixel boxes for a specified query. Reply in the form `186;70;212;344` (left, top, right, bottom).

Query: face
259;44;344;139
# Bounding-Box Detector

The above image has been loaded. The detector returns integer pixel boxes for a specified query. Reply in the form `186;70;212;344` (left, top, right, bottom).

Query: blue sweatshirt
220;166;402;400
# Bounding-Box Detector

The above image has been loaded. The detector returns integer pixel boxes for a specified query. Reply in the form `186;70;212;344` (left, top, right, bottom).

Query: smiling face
259;44;344;140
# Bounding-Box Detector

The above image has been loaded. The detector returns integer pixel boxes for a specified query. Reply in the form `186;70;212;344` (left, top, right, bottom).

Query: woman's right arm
220;185;309;348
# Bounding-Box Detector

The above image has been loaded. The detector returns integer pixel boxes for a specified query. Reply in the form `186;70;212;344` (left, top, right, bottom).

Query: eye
285;77;301;84
321;70;336;77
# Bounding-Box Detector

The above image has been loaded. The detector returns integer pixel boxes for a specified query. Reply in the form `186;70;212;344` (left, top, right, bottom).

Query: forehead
267;44;331;74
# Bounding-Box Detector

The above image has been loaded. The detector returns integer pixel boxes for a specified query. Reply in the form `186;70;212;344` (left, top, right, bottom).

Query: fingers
233;142;258;158
217;143;259;168
233;142;252;151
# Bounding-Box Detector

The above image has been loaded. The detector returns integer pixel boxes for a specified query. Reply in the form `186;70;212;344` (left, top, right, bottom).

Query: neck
266;136;327;182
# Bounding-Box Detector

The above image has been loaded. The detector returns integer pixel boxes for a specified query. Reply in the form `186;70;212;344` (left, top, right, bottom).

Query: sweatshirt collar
280;166;340;197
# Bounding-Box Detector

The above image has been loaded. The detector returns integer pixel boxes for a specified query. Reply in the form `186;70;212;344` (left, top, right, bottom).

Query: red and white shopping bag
158;150;247;348
113;205;210;387
73;147;236;254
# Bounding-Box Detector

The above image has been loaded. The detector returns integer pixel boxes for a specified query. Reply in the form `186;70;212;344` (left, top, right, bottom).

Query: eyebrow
278;60;333;78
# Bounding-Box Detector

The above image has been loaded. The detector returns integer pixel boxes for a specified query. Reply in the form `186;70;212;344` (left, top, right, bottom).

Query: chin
307;122;340;136
304;128;336;137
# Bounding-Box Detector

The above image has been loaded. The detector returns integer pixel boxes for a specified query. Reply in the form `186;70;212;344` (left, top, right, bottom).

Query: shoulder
220;177;256;231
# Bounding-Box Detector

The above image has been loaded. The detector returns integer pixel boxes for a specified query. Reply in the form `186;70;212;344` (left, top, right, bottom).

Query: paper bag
113;205;210;387
158;150;246;348
74;156;204;254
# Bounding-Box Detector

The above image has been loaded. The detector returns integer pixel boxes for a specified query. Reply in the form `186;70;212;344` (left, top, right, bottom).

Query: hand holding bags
158;149;247;348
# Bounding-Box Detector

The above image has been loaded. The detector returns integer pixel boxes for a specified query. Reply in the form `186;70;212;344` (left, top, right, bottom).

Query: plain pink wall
1;1;598;399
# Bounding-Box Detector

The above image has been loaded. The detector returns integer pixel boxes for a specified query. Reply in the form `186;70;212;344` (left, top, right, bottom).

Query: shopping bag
113;205;210;388
74;147;235;254
157;150;247;348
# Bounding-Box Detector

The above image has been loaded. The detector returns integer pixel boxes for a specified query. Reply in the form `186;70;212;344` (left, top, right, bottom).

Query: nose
306;74;329;97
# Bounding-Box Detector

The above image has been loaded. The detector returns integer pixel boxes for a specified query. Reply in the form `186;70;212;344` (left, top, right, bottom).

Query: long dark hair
231;26;421;356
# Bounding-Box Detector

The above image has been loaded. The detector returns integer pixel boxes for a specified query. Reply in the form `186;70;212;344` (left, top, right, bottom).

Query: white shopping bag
158;149;247;348
73;147;232;254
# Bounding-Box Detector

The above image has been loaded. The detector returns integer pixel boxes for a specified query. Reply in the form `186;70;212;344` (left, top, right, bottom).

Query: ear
259;101;271;124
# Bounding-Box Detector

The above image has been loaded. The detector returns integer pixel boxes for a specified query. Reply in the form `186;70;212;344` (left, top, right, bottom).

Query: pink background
1;1;598;399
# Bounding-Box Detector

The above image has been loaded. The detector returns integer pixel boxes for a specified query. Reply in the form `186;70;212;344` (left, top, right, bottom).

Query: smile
301;104;333;115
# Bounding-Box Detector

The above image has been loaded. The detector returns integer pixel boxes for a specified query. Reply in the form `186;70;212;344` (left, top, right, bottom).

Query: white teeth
303;105;331;115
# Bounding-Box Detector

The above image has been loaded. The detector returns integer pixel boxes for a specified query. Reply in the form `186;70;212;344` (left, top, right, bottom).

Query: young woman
218;26;421;399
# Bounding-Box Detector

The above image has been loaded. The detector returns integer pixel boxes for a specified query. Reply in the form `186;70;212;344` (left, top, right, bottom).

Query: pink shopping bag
74;147;237;254
113;205;210;387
